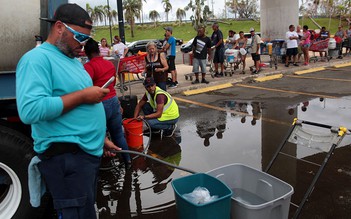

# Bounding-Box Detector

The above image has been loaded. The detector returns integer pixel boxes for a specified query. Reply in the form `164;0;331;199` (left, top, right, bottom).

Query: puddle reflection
97;96;351;218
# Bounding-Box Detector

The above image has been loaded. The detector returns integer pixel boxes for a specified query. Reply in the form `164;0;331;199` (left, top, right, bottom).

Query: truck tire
0;125;43;219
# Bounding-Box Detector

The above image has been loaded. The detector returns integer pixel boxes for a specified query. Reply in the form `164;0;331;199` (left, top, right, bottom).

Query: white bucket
328;38;336;49
225;49;235;56
239;48;247;55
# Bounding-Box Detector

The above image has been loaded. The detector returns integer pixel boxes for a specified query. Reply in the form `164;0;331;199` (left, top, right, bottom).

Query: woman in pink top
301;25;311;65
99;38;111;57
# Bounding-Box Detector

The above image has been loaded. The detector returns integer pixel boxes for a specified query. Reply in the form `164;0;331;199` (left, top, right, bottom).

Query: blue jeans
103;96;131;163
38;150;100;219
156;82;167;91
142;103;178;130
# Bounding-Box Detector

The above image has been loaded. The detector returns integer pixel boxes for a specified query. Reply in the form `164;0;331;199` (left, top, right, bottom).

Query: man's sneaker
214;72;219;77
143;128;161;136
175;81;179;85
192;79;200;84
252;70;257;74
164;124;177;137
293;63;299;66
201;79;210;84
168;82;177;89
215;73;223;77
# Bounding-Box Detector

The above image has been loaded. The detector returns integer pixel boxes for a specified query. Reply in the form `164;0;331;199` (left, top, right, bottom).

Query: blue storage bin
171;173;232;219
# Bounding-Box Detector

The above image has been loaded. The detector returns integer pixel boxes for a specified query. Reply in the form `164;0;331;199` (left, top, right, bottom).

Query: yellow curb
334;62;351;68
254;74;283;82
182;83;233;96
294;67;325;75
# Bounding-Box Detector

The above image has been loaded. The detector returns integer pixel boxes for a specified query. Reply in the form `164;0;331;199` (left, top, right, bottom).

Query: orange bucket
122;118;143;149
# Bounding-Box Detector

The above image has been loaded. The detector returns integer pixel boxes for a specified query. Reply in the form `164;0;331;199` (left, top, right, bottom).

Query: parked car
126;39;162;56
159;37;184;46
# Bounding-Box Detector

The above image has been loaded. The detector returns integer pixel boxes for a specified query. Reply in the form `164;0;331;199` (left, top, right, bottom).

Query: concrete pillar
260;0;299;40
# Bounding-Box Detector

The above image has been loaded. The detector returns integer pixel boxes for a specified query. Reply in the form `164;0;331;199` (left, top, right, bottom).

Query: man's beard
54;32;80;58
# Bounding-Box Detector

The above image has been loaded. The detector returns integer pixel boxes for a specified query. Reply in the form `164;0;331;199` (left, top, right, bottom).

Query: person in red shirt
84;38;131;169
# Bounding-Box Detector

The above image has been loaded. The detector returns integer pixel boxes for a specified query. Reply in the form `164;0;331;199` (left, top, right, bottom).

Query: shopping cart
116;53;147;92
265;119;349;219
224;49;242;76
260;39;285;70
309;39;331;62
249;39;285;73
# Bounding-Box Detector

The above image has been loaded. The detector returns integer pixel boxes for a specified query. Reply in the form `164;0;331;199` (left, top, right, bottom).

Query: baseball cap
143;77;156;87
40;3;92;29
249;27;255;32
164;27;173;32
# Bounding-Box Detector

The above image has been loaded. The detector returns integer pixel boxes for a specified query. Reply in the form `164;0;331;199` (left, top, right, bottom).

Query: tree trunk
131;19;135;38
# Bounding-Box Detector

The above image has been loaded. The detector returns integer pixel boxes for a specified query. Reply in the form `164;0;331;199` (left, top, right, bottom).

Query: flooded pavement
96;68;351;218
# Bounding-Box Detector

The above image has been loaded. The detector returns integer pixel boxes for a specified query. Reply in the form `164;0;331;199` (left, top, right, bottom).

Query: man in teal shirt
16;3;119;219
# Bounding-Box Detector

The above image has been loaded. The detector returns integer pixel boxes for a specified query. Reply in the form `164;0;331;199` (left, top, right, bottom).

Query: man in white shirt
112;35;128;59
285;24;299;67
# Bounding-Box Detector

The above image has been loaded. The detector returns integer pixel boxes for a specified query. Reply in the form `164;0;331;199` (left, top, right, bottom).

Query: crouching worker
134;77;179;137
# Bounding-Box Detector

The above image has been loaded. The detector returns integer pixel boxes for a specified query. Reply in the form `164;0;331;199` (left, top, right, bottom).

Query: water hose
110;149;197;174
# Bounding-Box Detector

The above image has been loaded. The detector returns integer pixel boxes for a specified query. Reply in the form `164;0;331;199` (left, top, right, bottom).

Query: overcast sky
71;0;227;22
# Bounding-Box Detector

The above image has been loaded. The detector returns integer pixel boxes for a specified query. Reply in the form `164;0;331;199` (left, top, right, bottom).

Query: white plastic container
207;163;294;219
225;49;239;63
328;38;336;49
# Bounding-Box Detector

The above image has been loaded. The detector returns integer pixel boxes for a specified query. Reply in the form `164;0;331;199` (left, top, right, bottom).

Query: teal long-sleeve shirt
16;42;106;157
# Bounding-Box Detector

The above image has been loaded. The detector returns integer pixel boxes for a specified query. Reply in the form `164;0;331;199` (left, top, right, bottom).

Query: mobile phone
101;76;115;88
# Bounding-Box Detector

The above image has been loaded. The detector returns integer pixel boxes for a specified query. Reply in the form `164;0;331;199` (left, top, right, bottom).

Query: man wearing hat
134;77;179;137
112;35;129;59
162;27;178;88
249;27;262;74
16;3;120;218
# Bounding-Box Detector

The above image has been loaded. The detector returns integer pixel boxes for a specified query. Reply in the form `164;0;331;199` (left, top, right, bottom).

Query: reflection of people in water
301;101;309;112
146;136;182;193
251;102;262;126
216;103;227;139
196;120;216;146
96;135;182;217
239;103;248;123
96;165;132;217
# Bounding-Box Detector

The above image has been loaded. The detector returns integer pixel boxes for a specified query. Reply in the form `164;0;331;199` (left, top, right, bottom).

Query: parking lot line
294;67;326;75
236;84;338;99
285;75;351;82
173;96;291;126
182;83;233;96
334;62;351;68
254;74;283;82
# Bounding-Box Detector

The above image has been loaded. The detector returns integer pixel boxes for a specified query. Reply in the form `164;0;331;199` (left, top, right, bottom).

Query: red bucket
122;118;143;149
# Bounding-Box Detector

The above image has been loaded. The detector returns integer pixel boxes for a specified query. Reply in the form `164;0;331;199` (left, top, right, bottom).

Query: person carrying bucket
134;77;179;137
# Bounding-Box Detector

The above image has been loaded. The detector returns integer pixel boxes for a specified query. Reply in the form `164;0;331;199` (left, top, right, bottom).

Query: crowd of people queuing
15;2;351;218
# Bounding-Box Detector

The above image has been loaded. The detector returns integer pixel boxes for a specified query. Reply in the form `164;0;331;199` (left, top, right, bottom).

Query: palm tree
161;0;172;22
176;8;186;24
86;3;93;18
149;10;160;27
138;0;147;24
185;0;210;30
103;5;112;26
90;5;105;26
123;0;142;38
110;9;118;26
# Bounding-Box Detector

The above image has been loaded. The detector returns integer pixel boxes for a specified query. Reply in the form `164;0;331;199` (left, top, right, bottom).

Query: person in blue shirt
16;4;120;219
163;27;178;88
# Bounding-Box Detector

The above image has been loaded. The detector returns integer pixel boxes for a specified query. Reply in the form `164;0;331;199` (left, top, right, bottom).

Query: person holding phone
16;4;120;218
84;38;132;169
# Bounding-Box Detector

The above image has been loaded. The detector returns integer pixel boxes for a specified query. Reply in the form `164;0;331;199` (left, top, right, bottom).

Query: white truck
0;1;67;218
